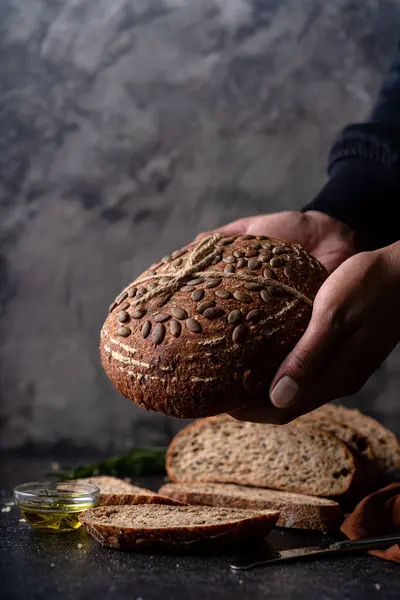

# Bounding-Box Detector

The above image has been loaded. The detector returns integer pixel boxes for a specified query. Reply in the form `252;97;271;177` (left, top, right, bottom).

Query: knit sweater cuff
302;158;400;251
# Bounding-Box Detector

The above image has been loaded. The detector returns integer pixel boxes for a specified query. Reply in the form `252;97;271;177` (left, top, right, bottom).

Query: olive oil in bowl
14;481;100;533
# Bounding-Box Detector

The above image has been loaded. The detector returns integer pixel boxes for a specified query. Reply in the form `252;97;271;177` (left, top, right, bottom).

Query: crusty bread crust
79;505;280;551
158;482;343;533
100;235;326;418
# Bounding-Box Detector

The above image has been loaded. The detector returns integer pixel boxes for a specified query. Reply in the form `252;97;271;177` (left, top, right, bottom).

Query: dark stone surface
1;0;400;453
1;458;399;600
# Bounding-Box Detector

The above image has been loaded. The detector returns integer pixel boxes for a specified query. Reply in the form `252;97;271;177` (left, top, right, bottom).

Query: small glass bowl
14;481;100;533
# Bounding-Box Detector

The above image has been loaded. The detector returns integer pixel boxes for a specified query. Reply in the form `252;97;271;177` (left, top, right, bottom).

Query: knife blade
229;533;400;570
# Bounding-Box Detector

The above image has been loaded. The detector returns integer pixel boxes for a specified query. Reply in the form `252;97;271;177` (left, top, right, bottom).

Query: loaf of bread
100;234;326;418
299;404;400;479
159;482;344;533
166;415;360;498
79;504;280;551
74;476;182;506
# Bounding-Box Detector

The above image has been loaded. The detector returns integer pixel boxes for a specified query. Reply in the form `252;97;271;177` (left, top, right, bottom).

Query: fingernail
270;376;299;408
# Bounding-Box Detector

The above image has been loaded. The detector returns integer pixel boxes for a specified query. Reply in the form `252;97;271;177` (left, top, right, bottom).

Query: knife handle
334;533;400;553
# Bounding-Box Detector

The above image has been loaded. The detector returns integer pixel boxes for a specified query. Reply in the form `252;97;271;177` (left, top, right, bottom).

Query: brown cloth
341;483;400;563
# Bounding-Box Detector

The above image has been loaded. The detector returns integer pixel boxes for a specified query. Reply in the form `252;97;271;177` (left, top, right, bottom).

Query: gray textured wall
1;0;400;454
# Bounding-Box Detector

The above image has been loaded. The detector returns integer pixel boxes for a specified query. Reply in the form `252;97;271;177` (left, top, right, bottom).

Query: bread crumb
5;501;15;506
77;543;84;549
50;563;55;568
375;584;381;591
19;518;26;523
52;462;61;472
1;506;11;513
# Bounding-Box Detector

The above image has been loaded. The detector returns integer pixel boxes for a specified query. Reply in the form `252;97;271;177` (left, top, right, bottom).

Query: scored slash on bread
158;482;344;533
166;415;360;498
79;504;280;551
74;476;182;506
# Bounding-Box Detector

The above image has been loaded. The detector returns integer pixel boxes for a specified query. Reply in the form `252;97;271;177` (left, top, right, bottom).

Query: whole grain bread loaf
75;476;182;506
158;482;343;533
100;234;326;418
304;404;400;479
79;504;279;551
166;415;359;498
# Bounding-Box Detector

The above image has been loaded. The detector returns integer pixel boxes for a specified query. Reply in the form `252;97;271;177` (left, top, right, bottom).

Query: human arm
201;40;400;421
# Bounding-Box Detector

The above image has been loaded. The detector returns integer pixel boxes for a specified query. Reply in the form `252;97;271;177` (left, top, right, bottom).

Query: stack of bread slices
79;404;399;550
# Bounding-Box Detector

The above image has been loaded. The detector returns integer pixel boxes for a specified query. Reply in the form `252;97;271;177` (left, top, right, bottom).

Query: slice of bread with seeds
301;404;400;480
74;476;182;506
159;482;343;533
166;415;360;498
79;504;279;551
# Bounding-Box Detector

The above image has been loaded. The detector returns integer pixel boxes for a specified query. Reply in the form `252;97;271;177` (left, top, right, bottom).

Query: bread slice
74;476;181;506
166;415;358;498
294;410;380;491
159;482;343;533
306;404;400;478
294;415;374;461
79;504;280;551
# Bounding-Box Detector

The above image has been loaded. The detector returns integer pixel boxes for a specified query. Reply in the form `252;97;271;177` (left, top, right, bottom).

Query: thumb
269;310;340;409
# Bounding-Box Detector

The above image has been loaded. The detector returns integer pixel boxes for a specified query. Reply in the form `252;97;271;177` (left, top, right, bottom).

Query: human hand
231;241;400;424
196;210;357;274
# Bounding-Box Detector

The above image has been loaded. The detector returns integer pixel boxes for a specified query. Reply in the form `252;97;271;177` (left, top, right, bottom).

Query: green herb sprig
53;447;167;480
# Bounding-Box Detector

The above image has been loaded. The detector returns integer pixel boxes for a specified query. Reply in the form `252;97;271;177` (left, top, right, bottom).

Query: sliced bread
158;482;343;533
306;404;400;478
166;415;359;498
294;415;374;461
74;476;181;506
79;504;279;551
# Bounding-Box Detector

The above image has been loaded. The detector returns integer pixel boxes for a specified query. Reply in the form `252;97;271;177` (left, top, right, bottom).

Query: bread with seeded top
100;234;327;418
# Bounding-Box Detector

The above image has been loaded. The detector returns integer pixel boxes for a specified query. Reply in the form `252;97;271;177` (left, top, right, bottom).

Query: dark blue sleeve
302;40;400;251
